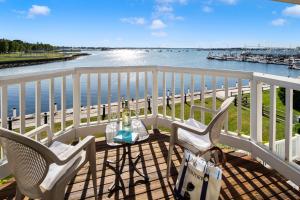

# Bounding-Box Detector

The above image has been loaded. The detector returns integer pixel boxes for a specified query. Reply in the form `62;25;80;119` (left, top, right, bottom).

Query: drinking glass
110;111;118;130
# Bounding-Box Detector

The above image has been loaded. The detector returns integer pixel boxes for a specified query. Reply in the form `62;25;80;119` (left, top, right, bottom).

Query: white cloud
283;5;300;17
156;0;187;4
156;5;173;13
28;5;50;18
150;19;166;29
120;17;146;25
151;31;167;37
271;18;287;26
219;0;238;5
202;6;213;13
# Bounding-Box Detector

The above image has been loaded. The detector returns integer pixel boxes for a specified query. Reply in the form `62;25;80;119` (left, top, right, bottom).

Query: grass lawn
0;52;67;62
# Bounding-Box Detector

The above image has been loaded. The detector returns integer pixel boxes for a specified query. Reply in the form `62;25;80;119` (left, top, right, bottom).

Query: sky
0;0;300;48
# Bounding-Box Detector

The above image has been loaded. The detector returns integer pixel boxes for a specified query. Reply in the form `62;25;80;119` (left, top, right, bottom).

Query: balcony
0;66;300;199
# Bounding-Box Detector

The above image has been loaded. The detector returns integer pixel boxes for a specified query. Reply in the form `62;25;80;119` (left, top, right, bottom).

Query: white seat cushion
40;141;85;191
177;118;212;151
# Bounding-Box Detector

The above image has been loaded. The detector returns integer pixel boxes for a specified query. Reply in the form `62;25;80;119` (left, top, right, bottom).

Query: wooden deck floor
1;131;300;200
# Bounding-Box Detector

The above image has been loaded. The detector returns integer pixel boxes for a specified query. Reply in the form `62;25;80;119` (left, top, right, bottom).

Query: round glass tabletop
105;119;149;146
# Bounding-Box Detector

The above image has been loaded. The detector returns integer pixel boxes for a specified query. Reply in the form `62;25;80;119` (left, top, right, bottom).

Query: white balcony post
250;79;263;143
49;78;55;133
73;73;81;133
19;82;26;134
237;78;242;134
117;73;121;120
269;85;276;152
152;69;158;128
180;73;184;122
97;73;101;123
201;74;205;123
162;72;166;118
285;88;293;162
144;72;148;118
171;72;175;120
190;74;194;106
86;73;91;125
61;77;66;130
35;81;41;128
1;85;7;129
224;77;229;133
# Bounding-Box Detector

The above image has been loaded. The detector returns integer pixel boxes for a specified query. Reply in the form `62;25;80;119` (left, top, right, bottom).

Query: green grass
0;52;68;62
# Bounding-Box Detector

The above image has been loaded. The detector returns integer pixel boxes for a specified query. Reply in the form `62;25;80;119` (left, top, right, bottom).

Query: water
1;49;299;116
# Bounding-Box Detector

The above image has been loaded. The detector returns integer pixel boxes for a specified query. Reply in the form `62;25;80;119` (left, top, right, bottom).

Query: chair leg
166;142;174;180
89;141;98;200
15;187;23;200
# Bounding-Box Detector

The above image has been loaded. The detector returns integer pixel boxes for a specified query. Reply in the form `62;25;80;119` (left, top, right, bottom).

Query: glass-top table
105;119;150;192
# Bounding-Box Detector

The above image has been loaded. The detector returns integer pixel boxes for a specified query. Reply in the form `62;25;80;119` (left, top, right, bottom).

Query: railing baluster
269;85;276;152
108;73;111;121
61;77;66;130
19;82;25;134
97;73;101;123
171;72;175;120
237;78;242;135
162;72;166;118
127;72;130;100
285;88;293;162
136;72;139;117
152;70;158;127
35;81;41;131
180;73;184;122
201;74;205;123
86;73;91;125
1;85;7;129
117;73;121;120
73;73;81;130
224;77;229;133
250;80;262;143
212;76;216;115
190;74;194;106
49;78;54;133
144;72;148;118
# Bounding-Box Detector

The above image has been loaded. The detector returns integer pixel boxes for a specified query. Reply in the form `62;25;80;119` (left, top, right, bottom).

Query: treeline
0;39;56;53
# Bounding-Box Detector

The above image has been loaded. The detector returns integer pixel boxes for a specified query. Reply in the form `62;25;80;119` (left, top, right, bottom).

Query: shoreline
0;53;90;69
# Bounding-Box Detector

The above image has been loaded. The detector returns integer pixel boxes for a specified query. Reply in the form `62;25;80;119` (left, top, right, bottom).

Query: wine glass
110;111;118;131
133;103;141;131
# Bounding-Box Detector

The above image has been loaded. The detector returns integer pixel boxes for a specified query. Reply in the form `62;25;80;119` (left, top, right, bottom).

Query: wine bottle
122;100;131;127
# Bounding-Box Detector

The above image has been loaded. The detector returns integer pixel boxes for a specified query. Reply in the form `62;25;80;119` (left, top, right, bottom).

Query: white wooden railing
0;66;300;186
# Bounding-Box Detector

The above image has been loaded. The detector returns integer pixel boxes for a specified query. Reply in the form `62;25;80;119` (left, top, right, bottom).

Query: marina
207;50;300;69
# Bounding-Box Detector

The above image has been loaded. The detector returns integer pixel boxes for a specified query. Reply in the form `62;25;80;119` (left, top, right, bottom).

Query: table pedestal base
106;144;149;192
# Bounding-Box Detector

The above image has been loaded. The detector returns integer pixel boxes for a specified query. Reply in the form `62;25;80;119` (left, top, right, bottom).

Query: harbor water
0;49;299;117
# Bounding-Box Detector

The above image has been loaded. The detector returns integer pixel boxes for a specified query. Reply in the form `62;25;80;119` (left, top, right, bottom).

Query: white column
97;73;101;123
250;79;262;143
1;85;7;129
201;74;205;123
86;74;91;125
19;82;26;134
152;69;158;126
224;77;229;132
190;74;194;106
61;77;66;130
162;72;166;118
180;73;184;122
171;72;175;120
49;78;54;133
285;88;293;162
35;81;41;128
269;85;276;152
73;73;81;130
237;78;242;134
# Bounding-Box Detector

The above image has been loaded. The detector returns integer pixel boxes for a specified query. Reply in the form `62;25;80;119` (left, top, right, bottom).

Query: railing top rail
254;72;300;90
0;65;299;88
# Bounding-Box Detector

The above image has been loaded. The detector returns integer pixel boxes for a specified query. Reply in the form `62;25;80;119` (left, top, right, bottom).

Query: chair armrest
25;124;53;145
55;135;95;165
171;121;208;139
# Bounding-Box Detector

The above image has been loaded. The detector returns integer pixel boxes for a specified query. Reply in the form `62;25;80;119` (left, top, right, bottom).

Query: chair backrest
207;97;235;144
0;128;56;198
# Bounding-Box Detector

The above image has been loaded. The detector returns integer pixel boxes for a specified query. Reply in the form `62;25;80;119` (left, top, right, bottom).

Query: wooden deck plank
0;131;300;200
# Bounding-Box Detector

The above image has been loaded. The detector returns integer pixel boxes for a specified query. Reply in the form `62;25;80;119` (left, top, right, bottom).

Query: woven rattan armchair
0;125;97;200
166;97;235;179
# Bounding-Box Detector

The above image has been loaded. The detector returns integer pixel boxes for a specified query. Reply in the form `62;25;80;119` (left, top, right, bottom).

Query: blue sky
0;0;300;48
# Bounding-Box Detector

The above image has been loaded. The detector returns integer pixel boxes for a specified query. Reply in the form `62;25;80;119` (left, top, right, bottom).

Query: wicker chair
0;125;97;200
166;97;235;179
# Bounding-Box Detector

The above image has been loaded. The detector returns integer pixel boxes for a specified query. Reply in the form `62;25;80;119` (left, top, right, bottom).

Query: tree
0;39;9;53
278;87;300;111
